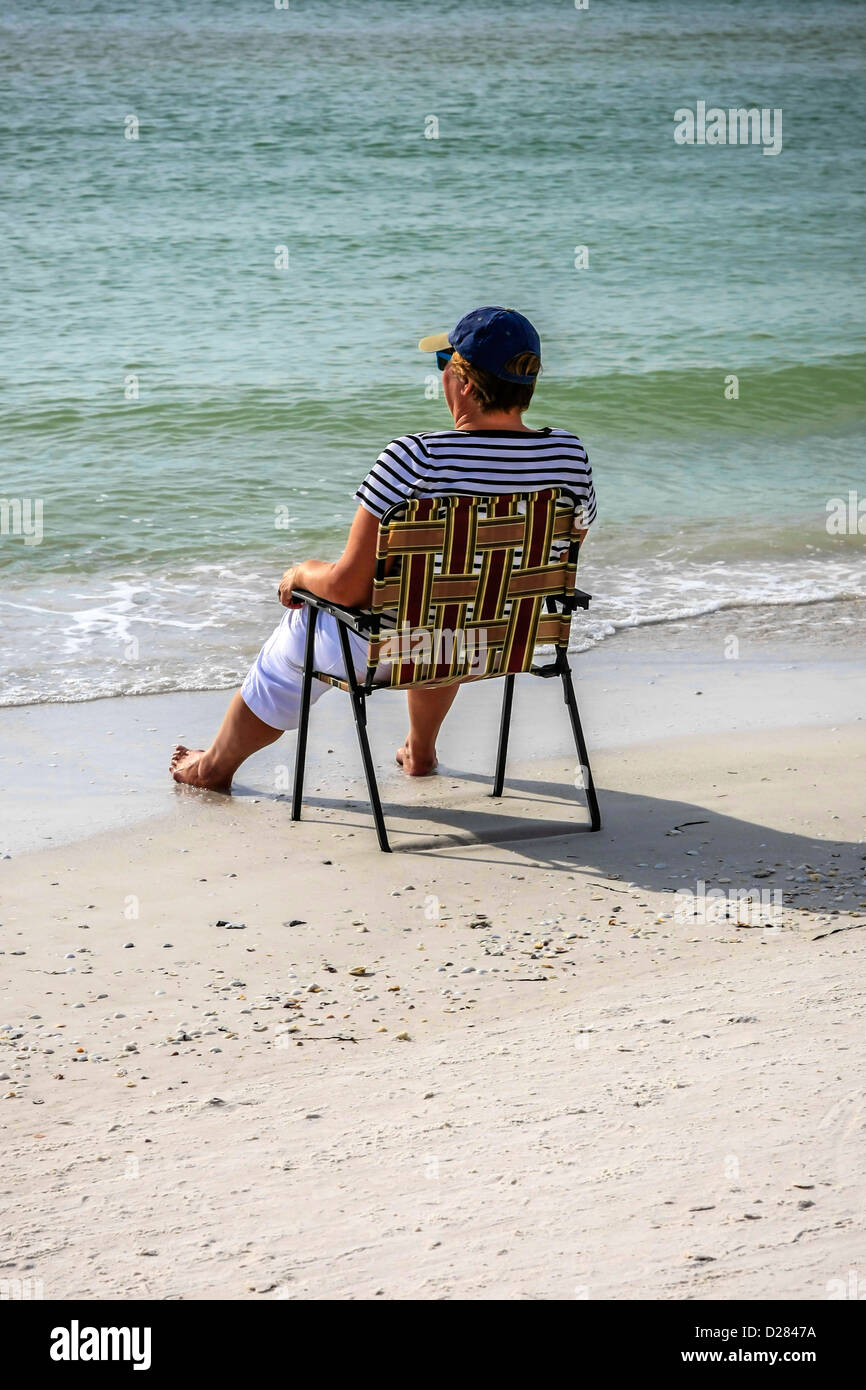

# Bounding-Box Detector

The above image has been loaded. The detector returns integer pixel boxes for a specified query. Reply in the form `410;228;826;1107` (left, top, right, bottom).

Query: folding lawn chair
290;488;600;852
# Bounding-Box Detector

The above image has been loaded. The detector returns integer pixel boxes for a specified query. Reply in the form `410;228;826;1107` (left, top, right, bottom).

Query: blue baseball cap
419;306;541;384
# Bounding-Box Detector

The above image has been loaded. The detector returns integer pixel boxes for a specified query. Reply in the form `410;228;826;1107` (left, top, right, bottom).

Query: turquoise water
1;0;864;703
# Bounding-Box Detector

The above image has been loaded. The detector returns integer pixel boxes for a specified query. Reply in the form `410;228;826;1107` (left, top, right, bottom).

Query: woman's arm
277;505;380;609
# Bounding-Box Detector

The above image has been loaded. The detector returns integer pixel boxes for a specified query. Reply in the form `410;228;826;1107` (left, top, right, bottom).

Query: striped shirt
354;427;596;530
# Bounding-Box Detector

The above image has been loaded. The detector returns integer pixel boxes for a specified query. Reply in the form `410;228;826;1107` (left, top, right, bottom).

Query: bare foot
170;744;232;793
396;739;438;777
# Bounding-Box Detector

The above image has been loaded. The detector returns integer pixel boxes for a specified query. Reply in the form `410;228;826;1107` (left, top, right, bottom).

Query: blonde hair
449;350;540;413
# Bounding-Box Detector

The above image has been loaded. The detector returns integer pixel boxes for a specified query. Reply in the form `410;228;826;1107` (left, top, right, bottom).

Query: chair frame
290;491;601;852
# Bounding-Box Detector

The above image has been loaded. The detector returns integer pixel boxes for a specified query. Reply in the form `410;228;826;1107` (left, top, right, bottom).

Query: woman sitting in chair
170;306;595;790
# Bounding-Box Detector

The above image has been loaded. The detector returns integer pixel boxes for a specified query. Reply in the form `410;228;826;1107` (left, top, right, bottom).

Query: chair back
365;489;582;689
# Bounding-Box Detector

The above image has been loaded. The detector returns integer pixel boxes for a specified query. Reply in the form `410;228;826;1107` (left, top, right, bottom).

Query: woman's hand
273;507;380;612
278;565;304;608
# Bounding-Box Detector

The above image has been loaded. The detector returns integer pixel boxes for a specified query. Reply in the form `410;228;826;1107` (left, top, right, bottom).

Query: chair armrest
547;589;593;615
290;589;375;635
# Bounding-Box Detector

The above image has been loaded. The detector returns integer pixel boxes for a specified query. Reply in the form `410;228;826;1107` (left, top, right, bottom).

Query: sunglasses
435;350;453;371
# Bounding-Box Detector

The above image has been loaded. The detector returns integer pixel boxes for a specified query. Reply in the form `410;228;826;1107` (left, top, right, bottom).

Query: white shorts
241;606;388;732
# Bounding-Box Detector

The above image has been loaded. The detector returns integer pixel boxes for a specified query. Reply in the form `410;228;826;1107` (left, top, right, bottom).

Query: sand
1;639;864;1300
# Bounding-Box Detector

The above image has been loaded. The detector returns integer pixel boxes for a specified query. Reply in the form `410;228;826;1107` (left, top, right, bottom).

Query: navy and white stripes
354;428;596;528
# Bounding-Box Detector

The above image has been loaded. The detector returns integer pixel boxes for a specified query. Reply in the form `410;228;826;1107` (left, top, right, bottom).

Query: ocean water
1;0;864;705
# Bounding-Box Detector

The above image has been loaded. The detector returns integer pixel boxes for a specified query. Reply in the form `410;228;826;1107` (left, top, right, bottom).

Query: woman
170;306;595;790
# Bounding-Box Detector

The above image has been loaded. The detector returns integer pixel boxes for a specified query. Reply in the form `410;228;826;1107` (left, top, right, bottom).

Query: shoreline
2;632;865;858
2;563;864;711
1;590;864;711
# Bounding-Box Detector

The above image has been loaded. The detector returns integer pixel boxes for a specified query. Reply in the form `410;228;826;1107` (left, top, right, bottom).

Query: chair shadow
255;769;865;918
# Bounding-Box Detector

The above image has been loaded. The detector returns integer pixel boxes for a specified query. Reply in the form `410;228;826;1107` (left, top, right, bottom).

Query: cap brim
418;332;452;352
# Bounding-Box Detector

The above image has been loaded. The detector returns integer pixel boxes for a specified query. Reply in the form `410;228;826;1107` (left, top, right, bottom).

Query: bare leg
170;692;283;792
396;683;461;776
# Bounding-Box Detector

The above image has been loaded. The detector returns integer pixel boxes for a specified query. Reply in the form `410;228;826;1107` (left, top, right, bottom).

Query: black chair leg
291;604;318;821
561;666;601;831
337;622;391;852
349;691;391;853
492;673;515;798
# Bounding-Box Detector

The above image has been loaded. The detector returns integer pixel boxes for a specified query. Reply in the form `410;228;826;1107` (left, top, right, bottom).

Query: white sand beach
3;0;865;1326
2;633;864;1300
